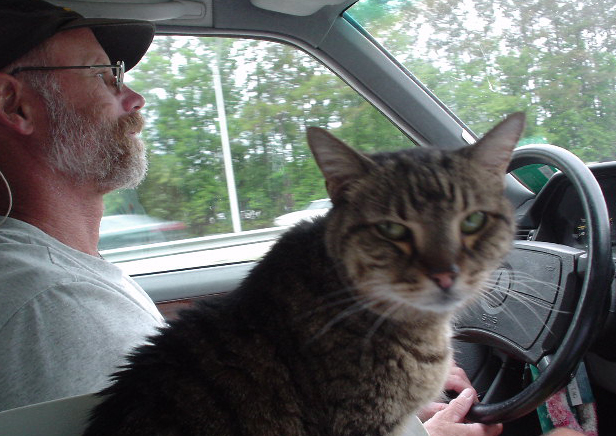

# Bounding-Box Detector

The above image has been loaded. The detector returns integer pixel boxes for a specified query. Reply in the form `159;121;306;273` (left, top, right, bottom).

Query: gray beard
34;76;147;192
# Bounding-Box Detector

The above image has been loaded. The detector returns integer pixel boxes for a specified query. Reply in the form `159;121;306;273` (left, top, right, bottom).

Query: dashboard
557;183;616;249
526;162;616;252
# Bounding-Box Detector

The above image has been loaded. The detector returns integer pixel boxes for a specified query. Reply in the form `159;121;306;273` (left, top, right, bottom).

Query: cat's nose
429;268;459;291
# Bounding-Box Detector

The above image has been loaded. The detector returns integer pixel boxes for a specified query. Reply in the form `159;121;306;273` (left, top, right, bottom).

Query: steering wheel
455;144;614;424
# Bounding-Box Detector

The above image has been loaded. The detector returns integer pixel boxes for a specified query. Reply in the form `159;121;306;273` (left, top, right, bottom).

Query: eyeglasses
9;60;125;92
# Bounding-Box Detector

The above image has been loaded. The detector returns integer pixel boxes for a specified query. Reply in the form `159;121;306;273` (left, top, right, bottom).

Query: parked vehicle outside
99;215;188;250
274;199;332;227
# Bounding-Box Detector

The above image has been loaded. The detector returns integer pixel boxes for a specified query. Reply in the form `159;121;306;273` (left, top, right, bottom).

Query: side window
101;36;411;270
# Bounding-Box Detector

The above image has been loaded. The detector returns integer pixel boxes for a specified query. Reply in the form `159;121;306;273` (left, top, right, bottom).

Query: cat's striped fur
84;113;524;436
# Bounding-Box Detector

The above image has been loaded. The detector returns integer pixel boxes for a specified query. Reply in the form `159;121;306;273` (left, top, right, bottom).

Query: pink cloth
545;388;598;436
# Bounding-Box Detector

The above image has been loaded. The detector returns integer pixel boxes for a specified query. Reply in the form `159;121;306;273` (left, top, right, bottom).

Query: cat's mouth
357;281;468;317
413;291;466;313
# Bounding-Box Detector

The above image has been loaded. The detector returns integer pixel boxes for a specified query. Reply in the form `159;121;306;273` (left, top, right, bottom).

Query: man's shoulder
1;218;121;283
0;227;118;287
0;220;129;328
1;245;105;325
0;237;72;286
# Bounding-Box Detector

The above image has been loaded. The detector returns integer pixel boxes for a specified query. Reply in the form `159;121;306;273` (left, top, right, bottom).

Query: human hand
422;388;503;436
417;363;473;422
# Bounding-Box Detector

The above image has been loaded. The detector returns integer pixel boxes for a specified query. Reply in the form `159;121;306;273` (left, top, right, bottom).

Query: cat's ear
307;127;375;202
469;112;526;175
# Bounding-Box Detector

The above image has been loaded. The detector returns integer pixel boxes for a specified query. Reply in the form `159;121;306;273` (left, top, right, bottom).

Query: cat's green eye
375;221;411;241
461;211;487;234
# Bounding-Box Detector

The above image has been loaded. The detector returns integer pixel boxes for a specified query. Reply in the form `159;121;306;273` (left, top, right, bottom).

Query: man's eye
94;70;109;81
95;71;117;89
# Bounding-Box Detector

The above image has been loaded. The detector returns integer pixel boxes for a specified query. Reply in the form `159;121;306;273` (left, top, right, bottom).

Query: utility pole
211;46;242;233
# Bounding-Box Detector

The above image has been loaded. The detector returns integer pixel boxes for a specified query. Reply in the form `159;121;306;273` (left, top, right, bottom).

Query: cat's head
307;113;524;318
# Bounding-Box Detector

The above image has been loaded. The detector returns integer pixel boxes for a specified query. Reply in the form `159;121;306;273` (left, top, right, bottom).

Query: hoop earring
0;169;13;227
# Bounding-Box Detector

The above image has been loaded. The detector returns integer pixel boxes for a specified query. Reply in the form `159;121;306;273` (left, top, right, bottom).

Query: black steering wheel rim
466;144;613;423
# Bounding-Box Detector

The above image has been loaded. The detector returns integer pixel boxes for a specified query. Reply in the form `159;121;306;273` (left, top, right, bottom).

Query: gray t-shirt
0;218;165;412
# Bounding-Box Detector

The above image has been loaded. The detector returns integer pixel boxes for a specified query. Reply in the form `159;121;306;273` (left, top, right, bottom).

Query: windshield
347;0;616;163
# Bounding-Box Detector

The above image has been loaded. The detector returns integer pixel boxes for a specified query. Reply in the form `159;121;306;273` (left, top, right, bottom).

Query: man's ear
0;73;35;135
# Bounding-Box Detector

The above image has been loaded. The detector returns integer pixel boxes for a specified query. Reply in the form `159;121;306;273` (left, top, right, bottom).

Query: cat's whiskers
495;288;567;313
299;287;362;319
307;280;409;343
362;301;403;346
483;271;568;314
481;290;556;337
508;271;562;293
308;295;362;315
308;293;382;343
360;301;405;368
454;290;521;333
472;277;571;337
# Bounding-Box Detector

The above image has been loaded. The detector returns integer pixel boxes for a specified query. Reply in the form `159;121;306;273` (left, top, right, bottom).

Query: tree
361;0;616;161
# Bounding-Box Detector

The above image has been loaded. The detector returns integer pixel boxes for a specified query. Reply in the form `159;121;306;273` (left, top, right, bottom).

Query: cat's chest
298;320;452;411
371;333;452;402
294;327;452;436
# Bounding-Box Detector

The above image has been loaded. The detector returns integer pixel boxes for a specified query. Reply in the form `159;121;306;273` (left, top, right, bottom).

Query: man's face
32;28;148;192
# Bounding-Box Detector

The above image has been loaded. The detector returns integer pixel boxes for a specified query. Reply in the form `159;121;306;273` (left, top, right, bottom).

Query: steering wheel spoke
456;241;585;364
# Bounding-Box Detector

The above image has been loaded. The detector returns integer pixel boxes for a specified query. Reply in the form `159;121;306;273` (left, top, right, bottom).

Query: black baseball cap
0;0;155;71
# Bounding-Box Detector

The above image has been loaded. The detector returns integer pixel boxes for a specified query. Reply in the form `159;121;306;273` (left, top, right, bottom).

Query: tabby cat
83;113;525;436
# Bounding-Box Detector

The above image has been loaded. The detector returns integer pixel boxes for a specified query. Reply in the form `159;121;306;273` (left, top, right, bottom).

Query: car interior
1;0;615;435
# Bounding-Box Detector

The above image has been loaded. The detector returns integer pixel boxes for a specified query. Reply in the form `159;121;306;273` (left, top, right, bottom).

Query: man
0;0;164;412
0;2;587;436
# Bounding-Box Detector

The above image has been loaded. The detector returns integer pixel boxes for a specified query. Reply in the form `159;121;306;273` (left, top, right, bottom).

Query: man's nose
121;85;145;112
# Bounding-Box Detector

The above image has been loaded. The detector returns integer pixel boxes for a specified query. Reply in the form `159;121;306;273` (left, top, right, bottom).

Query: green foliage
362;0;616;161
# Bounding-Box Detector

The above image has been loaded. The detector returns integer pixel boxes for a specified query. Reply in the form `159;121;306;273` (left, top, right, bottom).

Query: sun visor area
250;0;355;16
48;0;209;24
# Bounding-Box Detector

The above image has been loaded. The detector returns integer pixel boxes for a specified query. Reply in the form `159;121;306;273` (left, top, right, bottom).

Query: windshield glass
347;0;616;163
